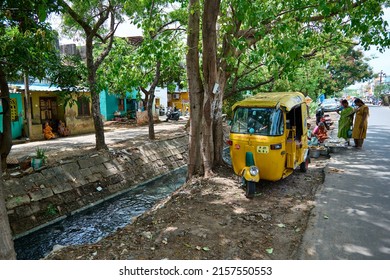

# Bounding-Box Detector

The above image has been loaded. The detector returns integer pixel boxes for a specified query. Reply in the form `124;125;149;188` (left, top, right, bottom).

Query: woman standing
337;99;354;145
352;98;369;148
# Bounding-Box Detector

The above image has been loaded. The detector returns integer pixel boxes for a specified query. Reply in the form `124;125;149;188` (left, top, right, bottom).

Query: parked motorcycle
166;109;180;121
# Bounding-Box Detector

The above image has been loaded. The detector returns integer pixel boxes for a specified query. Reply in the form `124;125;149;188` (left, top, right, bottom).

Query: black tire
174;115;179;121
246;181;256;199
300;156;310;172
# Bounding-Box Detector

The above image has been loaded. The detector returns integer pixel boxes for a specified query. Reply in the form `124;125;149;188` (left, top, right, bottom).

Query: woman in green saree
337;99;354;144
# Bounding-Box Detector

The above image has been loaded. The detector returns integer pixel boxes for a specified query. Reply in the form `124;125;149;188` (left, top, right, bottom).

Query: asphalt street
298;105;390;259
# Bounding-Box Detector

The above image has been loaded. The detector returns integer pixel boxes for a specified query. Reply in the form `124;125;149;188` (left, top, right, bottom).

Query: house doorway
126;98;138;119
39;97;58;131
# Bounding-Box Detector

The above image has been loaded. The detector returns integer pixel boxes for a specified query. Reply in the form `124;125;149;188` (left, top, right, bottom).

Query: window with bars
10;98;18;121
77;97;91;117
39;97;58;122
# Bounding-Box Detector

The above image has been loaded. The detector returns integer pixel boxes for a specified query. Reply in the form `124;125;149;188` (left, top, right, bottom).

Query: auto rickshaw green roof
232;92;305;112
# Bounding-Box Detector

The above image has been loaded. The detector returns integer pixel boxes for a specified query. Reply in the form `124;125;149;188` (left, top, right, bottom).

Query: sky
351;7;390;87
364;48;390;76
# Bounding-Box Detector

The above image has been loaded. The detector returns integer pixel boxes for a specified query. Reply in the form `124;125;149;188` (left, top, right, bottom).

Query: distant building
60;43;87;60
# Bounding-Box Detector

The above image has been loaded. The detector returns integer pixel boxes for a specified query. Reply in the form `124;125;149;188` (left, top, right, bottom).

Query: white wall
154;87;168;108
138;86;168;114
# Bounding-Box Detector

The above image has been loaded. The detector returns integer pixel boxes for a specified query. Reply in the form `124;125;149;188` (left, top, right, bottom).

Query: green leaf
202;247;210;251
37;5;47;22
277;223;286;228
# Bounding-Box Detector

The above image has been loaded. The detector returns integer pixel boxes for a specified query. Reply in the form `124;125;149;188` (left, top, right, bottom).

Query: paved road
298;105;390;259
9;117;187;159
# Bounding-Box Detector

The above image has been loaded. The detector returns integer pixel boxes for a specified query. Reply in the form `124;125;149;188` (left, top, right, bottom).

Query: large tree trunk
0;67;12;170
0;68;16;259
146;61;162;140
0;162;16;259
147;93;155;140
213;71;226;164
186;0;204;179
86;39;107;150
212;22;239;165
201;0;221;177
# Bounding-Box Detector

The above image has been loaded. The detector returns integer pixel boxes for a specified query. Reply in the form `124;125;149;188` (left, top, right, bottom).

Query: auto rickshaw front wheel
246;181;256;199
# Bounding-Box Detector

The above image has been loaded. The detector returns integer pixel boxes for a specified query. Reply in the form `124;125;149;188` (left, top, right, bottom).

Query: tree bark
86;37;107;150
201;0;221;177
213;71;226;164
147;93;155;140
0;68;16;260
0;67;12;170
146;61;162;140
213;29;233;166
0;162;16;259
186;0;204;179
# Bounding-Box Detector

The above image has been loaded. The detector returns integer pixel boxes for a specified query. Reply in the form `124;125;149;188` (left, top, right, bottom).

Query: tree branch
57;0;92;34
95;9;119;69
224;75;276;100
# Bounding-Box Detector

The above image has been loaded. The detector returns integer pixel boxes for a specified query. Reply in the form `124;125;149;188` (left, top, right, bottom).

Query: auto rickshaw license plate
257;146;269;154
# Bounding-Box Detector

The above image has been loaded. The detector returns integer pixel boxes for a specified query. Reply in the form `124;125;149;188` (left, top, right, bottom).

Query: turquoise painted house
99;89;139;121
0;92;24;139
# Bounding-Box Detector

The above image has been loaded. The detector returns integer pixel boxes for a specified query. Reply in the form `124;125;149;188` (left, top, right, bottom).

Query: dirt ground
45;161;326;260
44;117;331;260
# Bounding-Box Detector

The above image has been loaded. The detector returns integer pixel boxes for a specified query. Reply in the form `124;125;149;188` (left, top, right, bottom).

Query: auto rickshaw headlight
249;166;259;176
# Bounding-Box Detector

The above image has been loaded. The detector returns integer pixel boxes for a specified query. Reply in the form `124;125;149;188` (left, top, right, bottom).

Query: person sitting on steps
58;120;71;137
43;121;55;140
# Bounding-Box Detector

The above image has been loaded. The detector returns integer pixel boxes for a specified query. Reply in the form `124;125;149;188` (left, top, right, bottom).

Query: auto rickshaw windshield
231;107;284;136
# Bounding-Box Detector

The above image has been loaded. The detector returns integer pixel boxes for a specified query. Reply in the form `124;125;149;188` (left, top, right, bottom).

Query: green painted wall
0;93;24;139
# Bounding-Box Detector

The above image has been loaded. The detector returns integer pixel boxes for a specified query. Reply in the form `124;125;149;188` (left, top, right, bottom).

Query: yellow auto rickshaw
227;92;309;198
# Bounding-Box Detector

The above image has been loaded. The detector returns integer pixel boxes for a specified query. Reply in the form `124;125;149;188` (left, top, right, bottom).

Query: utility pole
23;73;32;140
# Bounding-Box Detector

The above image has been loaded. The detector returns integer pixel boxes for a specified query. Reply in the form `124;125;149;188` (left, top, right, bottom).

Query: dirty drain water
14;167;187;260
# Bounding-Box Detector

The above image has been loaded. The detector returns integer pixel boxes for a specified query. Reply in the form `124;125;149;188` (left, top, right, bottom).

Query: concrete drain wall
4;135;188;237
